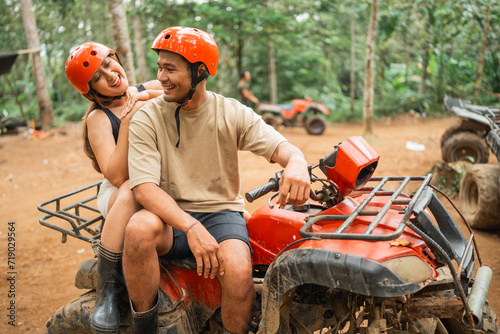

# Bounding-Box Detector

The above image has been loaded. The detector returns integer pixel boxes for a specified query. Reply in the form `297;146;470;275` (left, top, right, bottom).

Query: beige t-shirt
128;91;286;213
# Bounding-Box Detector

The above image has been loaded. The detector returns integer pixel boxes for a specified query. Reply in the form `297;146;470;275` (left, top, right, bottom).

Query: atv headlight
382;256;433;284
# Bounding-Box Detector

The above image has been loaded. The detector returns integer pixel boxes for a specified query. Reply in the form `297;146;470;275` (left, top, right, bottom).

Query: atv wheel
440;125;475;149
304;115;326;135
459;164;500;229
262;114;281;130
46;291;133;334
442;132;489;163
46;291;95;334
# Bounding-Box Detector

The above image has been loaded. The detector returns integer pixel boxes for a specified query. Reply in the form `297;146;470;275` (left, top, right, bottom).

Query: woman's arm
86;109;128;186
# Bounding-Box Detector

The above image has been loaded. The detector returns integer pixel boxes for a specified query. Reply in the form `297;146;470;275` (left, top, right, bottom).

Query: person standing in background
237;71;259;106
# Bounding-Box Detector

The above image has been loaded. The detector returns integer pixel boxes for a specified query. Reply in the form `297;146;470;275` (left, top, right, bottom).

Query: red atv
39;137;497;333
256;96;329;135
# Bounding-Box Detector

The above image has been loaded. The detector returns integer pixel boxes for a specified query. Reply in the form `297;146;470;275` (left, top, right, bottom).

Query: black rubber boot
90;244;124;334
131;296;159;334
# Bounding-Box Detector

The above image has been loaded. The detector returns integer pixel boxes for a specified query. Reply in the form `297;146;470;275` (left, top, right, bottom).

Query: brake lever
268;191;280;209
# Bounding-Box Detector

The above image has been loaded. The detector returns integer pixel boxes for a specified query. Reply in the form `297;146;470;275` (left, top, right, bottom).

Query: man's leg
217;239;255;334
122;209;173;312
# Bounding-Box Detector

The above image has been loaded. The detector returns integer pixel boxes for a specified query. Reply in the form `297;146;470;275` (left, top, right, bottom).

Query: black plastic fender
258;248;421;334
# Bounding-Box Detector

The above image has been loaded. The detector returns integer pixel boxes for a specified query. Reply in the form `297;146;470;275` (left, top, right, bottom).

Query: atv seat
159;256;197;271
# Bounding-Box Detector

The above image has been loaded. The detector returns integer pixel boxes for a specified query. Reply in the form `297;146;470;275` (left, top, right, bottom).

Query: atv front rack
38;181;103;244
300;174;434;241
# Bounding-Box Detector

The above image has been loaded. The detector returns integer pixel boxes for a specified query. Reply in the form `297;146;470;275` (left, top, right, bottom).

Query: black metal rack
300;174;433;241
38;181;103;244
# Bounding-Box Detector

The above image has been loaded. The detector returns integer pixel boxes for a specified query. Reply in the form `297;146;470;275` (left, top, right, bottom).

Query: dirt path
1;115;499;333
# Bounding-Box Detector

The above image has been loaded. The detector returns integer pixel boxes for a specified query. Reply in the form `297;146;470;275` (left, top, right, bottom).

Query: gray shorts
159;211;251;260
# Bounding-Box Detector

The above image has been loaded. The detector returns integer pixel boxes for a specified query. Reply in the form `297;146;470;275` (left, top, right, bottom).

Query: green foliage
0;0;499;125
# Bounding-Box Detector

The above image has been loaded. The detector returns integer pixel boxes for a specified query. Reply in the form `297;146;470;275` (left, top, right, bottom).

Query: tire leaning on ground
459;164;500;230
441;132;489;163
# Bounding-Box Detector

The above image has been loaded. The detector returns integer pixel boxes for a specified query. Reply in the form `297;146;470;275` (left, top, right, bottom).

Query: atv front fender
451;106;493;128
258;248;420;334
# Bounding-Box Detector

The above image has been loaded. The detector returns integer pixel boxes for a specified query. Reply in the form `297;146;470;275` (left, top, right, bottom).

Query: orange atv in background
256;96;329;135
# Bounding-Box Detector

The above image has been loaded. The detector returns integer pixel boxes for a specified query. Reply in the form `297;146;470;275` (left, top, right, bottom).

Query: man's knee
125;210;163;247
221;259;253;297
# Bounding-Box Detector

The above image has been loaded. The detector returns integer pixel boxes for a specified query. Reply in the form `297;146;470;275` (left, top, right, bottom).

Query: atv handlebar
245;172;281;203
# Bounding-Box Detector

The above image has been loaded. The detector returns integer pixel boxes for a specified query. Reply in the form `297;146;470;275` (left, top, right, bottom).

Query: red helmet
65;42;117;95
151;26;219;76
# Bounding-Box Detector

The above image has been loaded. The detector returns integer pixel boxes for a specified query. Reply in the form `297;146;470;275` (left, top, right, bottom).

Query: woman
65;42;162;334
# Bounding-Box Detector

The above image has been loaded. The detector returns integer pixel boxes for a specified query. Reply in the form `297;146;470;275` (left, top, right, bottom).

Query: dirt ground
1;114;499;333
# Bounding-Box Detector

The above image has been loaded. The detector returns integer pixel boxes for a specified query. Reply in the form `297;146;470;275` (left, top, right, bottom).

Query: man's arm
242;89;259;104
132;182;225;279
270;141;310;208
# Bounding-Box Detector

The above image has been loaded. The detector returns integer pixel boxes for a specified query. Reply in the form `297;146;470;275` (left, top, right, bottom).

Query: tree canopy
1;0;499;125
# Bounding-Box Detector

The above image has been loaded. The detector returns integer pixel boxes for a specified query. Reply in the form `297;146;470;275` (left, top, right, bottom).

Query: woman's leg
100;180;140;252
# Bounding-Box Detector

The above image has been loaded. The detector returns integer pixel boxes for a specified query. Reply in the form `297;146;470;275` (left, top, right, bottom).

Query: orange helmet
65;42;117;95
151;26;219;76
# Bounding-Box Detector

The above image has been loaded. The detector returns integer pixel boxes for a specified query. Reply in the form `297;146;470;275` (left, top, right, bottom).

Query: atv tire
440;125;475;149
46;291;132;334
46;291;95;334
442;132;489;163
262;114;281;130
459;164;500;229
304;115;326;135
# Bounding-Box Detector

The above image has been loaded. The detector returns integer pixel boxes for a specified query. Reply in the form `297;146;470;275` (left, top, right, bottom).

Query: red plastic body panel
247;194;437;273
159;264;221;311
325;136;380;196
281;98;329;119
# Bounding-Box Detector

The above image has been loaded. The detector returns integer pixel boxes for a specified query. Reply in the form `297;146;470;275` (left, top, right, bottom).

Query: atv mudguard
258;247;421;334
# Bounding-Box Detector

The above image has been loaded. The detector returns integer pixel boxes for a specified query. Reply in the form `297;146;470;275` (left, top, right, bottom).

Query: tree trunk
474;0;491;97
350;0;356;119
362;0;379;135
268;40;277;104
108;0;136;86
132;2;147;84
236;27;244;77
419;10;430;96
19;0;54;130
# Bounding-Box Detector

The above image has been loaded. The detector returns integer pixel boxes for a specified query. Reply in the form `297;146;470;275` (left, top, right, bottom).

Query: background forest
1;0;499;128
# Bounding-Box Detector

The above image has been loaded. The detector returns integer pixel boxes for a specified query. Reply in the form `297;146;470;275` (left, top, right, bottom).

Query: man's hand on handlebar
278;157;311;209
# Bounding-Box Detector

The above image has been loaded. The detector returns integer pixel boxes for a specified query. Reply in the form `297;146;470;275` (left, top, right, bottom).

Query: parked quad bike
441;96;500;164
256;96;329;135
39;136;498;334
442;97;500;230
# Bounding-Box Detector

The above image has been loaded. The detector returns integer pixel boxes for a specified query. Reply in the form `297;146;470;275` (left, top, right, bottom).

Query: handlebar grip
245;178;279;203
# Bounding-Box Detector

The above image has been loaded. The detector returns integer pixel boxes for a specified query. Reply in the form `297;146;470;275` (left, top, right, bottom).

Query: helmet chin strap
96;90;127;100
173;62;209;148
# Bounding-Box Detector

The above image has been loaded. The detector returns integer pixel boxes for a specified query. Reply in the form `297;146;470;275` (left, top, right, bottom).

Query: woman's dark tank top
102;84;145;143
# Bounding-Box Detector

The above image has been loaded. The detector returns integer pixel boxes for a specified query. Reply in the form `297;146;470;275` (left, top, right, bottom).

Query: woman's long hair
80;53;126;174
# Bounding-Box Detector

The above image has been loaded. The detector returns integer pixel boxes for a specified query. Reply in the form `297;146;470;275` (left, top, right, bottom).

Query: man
122;26;310;334
238;70;259;106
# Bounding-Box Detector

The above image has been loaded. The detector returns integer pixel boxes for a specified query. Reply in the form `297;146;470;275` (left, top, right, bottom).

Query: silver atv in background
441;96;500;229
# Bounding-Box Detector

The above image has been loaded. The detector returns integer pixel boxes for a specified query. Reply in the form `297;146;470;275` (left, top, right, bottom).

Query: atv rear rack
38;181;103;244
300;174;435;241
